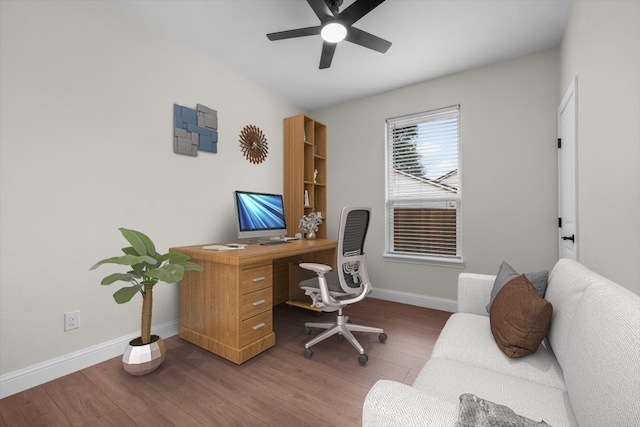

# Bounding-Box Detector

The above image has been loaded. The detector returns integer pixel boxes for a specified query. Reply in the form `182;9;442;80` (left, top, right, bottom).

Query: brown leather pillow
489;274;553;358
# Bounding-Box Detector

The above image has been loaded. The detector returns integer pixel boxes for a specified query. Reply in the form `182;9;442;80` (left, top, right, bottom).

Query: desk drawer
241;287;272;320
240;310;272;346
240;264;272;294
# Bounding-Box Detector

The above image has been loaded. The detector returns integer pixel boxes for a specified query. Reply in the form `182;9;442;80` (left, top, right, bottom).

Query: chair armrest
457;273;495;316
299;262;369;307
299;262;332;275
363;380;458;427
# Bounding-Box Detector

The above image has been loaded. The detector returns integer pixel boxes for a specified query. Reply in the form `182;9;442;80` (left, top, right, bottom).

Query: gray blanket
455;394;551;427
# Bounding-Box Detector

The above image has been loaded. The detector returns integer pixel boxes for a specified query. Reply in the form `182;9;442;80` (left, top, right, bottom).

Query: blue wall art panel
173;103;218;156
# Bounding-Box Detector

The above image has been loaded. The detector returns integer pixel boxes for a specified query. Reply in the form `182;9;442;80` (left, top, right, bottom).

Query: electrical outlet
64;311;80;331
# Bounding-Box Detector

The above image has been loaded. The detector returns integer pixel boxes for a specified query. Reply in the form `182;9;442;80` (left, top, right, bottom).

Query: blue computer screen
235;191;287;232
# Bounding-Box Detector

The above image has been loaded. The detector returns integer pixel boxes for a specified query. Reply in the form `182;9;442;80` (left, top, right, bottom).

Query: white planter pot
122;335;166;376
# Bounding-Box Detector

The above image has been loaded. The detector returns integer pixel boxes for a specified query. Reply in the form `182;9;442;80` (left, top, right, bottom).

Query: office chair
298;207;387;366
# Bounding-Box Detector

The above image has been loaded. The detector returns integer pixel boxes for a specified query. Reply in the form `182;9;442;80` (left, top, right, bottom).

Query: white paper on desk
202;245;237;251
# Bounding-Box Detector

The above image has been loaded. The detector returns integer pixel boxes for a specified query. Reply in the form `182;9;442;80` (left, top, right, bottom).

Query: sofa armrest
457;273;495;316
363;380;459;427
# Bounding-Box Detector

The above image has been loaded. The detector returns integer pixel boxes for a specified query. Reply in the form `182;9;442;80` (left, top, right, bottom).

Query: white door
558;77;578;260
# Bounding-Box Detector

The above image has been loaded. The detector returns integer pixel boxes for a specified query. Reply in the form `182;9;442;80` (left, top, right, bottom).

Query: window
384;105;462;267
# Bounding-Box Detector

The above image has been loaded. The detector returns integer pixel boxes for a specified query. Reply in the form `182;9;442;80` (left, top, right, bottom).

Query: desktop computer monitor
233;190;288;241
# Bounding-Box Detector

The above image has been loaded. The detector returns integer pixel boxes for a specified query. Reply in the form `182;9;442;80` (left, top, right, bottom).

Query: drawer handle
252;276;266;282
252;299;266;306
252;322;266;330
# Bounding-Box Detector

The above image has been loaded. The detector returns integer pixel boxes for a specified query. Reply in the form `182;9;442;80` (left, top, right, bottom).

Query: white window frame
384;105;463;268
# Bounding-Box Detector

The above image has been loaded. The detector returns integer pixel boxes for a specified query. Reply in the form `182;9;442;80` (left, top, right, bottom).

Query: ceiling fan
266;0;392;69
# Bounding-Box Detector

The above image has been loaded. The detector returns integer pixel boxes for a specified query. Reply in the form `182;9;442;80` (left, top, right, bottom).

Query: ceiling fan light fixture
321;22;347;43
266;0;391;68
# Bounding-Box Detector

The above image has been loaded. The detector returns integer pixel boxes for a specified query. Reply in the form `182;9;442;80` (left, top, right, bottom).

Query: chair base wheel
303;326;312;335
358;353;368;366
379;333;387;343
303;348;313;359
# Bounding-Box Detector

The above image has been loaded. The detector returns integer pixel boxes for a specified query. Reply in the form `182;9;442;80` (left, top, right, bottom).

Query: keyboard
259;240;291;246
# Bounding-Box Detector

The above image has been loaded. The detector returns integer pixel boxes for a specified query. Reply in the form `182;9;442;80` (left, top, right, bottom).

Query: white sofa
363;259;640;426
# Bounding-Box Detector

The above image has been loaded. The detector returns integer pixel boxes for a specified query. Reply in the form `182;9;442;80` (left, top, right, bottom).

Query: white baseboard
369;287;457;313
0;293;453;399
0;320;179;399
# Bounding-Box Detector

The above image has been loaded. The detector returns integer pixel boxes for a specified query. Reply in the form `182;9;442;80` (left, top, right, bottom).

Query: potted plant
90;227;203;375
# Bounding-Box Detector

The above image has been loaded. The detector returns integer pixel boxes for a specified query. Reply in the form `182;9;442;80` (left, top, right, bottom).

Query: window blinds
385;105;461;260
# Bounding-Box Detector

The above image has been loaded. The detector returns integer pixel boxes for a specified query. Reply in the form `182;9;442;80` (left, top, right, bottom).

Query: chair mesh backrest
338;208;370;290
342;209;369;256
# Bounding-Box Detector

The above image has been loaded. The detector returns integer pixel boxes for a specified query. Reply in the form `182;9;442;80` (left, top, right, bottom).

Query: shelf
284;114;327;239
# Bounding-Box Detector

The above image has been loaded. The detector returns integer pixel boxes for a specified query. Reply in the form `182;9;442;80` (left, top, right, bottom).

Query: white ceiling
108;0;572;111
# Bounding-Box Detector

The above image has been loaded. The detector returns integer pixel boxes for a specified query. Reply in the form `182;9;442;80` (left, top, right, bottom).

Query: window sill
383;253;465;269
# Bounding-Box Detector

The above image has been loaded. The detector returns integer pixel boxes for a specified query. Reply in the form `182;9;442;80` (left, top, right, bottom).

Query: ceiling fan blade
267;26;322;41
307;0;334;21
338;0;386;26
346;27;391;53
319;42;337;69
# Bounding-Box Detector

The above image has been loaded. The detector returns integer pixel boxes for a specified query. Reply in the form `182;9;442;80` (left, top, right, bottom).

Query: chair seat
299;271;357;295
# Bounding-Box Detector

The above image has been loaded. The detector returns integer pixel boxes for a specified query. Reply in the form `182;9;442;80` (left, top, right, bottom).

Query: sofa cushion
561;278;640;427
486;261;548;313
363;380;459;427
413;358;578;426
432;313;565;390
490;275;553;358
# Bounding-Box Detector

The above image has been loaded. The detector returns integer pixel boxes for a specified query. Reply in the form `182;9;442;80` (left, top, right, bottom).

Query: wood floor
0;298;451;427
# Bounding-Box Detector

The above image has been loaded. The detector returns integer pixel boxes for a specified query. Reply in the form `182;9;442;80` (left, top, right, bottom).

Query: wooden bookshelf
284;114;327;239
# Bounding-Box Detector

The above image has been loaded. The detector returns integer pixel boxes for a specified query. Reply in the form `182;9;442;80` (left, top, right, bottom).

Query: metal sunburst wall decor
239;125;268;164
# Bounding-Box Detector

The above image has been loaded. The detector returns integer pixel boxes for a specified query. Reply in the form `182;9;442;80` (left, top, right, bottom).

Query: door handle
562;234;575;242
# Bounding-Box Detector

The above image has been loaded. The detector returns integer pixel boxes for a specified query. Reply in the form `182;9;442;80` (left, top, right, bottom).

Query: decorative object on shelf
304;190;310;207
90;228;203;375
314;169;318;183
174;103;218;156
299;211;323;239
239;124;268;164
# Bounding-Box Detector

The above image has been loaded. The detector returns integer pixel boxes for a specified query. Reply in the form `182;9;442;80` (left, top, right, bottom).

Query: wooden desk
170;239;337;364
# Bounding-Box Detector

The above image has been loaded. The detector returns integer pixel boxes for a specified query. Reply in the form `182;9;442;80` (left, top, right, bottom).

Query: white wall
311;49;560;302
0;0;299;378
560;1;640;294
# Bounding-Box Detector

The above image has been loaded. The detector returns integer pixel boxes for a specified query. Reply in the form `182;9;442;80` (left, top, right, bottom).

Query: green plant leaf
119;228;148;256
100;272;139;286
164;264;186;282
162;252;190;264
126;270;142;279
147;264;185;283
113;285;142;304
145;267;172;283
131;263;146;277
121;246;137;256
181;261;204;272
136;231;158;257
121;228;159;258
90;254;157;270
